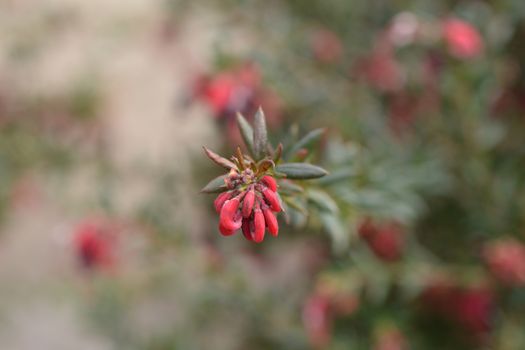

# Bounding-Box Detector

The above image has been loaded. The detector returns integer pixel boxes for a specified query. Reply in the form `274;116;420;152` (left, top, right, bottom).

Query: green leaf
236;112;254;155
316;167;356;186
319;212;347;254
286;207;308;228
283;196;308;215
273;143;283;162
200;175;227;193
203;146;236;169
275;163;328;179
285;128;325;160
279;180;304;194
307;189;339;213
252;107;268;160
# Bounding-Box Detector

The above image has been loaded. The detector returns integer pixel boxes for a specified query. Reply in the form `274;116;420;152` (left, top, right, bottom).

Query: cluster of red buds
214;171;281;242
201;107;328;243
482;238;525;286
73;218;119;271
358;218;405;262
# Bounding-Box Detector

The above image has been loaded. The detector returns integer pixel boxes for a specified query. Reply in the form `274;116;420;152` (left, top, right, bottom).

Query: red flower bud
241;218;253;241
219;198;242;231
214;191;232;213
253;209;266;243
242;189;255;218
263;207;278;236
261;175;278;192
262;188;281;212
219;222;237;236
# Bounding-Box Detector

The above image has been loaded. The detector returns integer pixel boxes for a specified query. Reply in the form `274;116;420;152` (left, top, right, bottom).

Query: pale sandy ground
0;1;223;348
0;2;316;349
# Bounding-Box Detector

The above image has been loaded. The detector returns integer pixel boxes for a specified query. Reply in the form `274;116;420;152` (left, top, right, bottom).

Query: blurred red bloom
483;238;525;286
196;73;237;117
453;287;493;336
443;18;483;59
303;294;332;349
420;280;494;340
192;62;283;145
358;219;405;261
355;47;404;92
491;86;525;117
73;219;118;271
311;28;343;64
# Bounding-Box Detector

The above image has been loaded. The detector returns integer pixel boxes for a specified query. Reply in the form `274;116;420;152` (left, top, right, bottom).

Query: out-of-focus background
1;0;525;349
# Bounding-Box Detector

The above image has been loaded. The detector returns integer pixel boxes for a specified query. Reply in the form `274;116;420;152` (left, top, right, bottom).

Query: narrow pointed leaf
235;147;245;170
252;107;268;160
285;128;325;160
200;175;227;193
257;159;275;173
316;167;356;186
275;163;328;179
203;147;236;169
273;143;283;162
236;112;254;155
307;189;339;213
283;196;308;215
279;180;304;194
319;212;348;254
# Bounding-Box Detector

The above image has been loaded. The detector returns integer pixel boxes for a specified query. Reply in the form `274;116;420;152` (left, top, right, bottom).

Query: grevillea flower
443;18;483;59
482;238;525;286
213;166;281;243
201;108;328;243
